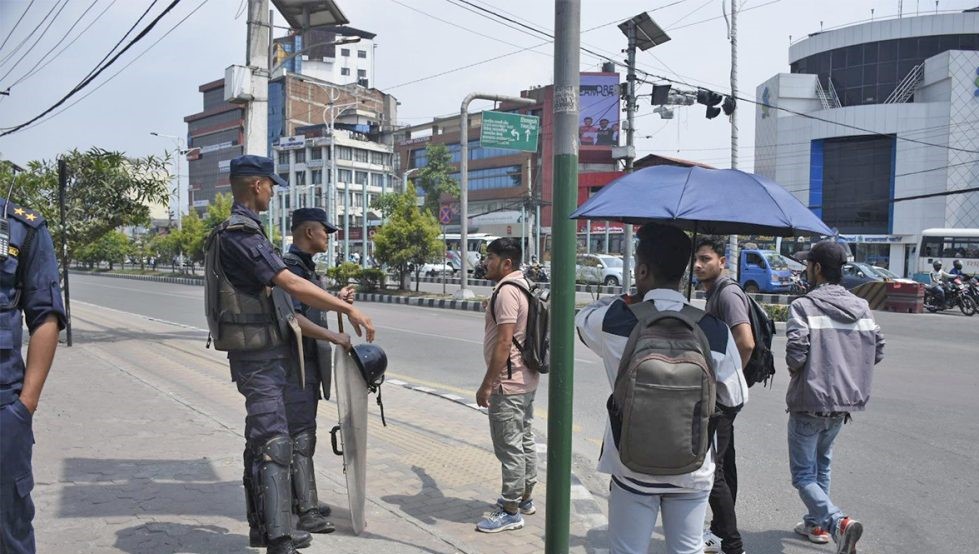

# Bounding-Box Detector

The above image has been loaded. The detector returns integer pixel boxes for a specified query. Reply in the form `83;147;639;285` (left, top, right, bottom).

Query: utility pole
58;159;72;347
455;92;535;299
621;19;638;293
546;1;579;551
244;0;270;156
727;0;740;273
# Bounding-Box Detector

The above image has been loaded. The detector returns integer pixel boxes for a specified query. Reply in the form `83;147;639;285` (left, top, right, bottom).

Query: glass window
294;149;305;163
355;171;368;185
409;148;427;168
337;146;352;160
448;165;522;191
311;148;322;160
357;69;367;78
878;39;898;61
370;151;385;165
862;42;878;64
338;169;352;182
357;50;367;58
898;38;918;60
278;151;289;165
340;48;350;57
370;173;384;187
845;44;862;66
340;67;350;76
295;171;306;186
312;169;323;184
354;149;368;163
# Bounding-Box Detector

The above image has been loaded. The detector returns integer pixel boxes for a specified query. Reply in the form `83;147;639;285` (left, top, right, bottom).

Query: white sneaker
794;521;831;544
703;529;722;553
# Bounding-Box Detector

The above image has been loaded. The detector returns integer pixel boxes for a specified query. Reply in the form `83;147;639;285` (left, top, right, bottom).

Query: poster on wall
579;73;621;148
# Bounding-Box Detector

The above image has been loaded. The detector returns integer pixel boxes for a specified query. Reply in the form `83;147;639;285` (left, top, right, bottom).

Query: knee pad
260;435;293;466
292;431;316;457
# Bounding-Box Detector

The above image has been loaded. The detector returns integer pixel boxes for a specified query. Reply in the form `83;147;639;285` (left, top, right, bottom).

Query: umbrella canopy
570;165;833;237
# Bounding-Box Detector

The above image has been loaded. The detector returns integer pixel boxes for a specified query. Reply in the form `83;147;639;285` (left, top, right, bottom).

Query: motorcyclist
928;260;956;307
949;259;967;277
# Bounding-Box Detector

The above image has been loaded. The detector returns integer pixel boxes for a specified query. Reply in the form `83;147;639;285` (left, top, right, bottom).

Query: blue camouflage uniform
0;199;66;554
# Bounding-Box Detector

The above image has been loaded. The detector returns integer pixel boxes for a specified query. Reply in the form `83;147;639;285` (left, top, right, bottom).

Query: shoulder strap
617;301;658;374
282;251;303;266
489;279;531;322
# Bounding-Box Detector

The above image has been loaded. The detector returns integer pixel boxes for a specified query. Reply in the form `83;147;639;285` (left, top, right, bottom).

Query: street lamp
150;131;186;269
322;99;361;266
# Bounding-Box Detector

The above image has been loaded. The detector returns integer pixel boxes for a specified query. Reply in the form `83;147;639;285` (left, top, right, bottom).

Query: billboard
579;73;620;148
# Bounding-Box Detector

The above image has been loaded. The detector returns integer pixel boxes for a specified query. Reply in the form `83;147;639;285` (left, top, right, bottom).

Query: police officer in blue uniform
203;155;375;554
282;208;355;534
0;198;66;554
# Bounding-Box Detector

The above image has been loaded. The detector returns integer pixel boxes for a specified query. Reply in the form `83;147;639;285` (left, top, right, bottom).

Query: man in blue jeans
785;241;885;554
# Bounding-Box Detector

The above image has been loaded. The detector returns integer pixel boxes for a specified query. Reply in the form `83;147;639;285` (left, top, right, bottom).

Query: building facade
183;79;245;212
755;11;979;275
272;26;376;88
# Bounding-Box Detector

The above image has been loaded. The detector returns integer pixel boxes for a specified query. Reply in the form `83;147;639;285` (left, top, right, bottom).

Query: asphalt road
66;272;979;553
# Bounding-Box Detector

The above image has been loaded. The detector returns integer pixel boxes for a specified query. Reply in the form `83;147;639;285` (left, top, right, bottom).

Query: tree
177;209;207;270
76;230;131;270
205;192;234;231
414;143;459;216
372;183;443;291
1;148;170;271
149;232;180;271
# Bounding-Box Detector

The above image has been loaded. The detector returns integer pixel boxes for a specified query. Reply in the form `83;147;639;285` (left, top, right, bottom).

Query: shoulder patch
7;202;45;228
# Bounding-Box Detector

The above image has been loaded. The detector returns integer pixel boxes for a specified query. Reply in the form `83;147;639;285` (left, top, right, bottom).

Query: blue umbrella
570;165;833;236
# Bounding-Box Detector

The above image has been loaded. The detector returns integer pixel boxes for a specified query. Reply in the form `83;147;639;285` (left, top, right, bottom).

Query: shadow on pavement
570;525;609;553
58;458;243;520
113;522;252;554
741;528;827;553
381;465;485;525
70;326;206;345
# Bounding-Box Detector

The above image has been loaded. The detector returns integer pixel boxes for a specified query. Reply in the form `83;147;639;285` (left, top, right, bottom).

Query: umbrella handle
336;313;345;334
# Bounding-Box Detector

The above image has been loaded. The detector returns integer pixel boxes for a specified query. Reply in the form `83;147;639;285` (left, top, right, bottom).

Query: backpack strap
619;301;712;376
489;278;532;379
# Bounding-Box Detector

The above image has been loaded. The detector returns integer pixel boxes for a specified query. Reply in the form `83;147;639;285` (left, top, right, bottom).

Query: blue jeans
608;479;709;554
787;412;846;533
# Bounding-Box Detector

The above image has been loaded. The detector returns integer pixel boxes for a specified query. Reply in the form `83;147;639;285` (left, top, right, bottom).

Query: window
357;69;367;78
370;173;384;188
340;48;350;57
337;146;352;160
278;151;289;165
294;171;306;186
294;149;305;163
354;171;368;185
449;165;522;191
357;50;367;59
409;148;427;168
311;169;323;184
354;149;369;163
370;151;386;165
311;148;322;160
340;67;350;76
338;169;352;182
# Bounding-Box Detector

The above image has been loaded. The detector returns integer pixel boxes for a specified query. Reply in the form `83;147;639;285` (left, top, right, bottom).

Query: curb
70;270;204;287
354;292;485;312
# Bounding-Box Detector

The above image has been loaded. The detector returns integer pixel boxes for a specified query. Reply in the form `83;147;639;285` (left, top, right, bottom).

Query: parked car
871;265;918;284
841;262;884;289
419;260;456;277
576;254;624;286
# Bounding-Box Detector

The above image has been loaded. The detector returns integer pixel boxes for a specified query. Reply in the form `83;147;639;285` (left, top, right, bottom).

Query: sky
1;0;976;178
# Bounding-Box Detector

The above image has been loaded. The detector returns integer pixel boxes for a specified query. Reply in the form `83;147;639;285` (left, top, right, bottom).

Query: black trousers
709;409;743;554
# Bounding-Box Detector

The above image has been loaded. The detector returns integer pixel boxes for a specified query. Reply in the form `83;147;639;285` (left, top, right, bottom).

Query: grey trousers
487;388;537;505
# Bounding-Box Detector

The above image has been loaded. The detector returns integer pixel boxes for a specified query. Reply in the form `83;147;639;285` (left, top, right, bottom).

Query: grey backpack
608;302;717;475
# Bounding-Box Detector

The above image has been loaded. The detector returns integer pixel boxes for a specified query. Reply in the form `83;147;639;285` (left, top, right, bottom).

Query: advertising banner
579;73;620;148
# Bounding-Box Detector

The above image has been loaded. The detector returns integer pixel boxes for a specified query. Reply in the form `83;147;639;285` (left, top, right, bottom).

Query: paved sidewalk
31;302;609;553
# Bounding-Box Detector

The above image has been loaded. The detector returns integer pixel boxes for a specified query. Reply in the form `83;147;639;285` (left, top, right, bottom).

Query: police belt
0;388;20;407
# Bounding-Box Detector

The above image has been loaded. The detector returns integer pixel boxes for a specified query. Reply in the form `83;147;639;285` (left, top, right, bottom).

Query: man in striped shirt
575;224;748;554
785;241;885;554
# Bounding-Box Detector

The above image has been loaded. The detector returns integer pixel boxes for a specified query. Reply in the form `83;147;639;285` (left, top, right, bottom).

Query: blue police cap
230;155;288;187
291;208;338;233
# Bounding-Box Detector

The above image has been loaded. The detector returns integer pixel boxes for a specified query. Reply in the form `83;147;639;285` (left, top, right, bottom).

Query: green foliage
76;230;131;270
177;209;207;265
149;232;180;263
414;143;459;216
326;262;363;287
358;268;386;292
370;192;401;220
0;148;170;269
205;192;234;230
372;183;443;290
762;303;789;322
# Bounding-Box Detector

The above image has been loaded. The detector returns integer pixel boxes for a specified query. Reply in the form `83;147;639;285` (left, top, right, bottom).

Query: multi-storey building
272;26;376;88
183;79;245;212
755;10;979;275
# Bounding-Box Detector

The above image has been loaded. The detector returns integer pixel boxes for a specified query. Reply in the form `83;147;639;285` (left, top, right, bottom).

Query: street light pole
455;93;535;300
150;131;185;268
322;98;360;266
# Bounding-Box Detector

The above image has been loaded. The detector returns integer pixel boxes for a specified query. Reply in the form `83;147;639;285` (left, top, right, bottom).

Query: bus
442;233;500;272
915;228;979;278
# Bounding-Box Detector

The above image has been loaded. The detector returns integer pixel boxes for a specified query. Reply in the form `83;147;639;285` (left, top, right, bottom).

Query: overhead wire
0;0;102;90
79;0;159;85
0;0;60;67
0;0;184;137
6;0;211;135
0;0;37;54
0;0;71;79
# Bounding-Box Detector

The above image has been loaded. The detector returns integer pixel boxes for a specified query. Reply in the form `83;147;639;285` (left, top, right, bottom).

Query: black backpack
490;278;550;378
715;279;776;387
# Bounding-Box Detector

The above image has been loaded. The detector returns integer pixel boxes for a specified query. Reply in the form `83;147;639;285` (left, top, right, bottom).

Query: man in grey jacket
785;241;885;554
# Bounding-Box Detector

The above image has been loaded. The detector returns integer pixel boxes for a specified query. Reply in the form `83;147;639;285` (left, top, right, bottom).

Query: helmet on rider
953;259;963;270
933;260;943;270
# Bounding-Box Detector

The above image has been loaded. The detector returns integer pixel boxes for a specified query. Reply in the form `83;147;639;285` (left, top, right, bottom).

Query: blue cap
230;155;288;187
291;207;338;233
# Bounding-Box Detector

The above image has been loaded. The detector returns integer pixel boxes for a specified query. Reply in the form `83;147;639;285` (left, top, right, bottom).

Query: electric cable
0;0;37;54
79;0;159;85
0;0;71;77
0;0;183;137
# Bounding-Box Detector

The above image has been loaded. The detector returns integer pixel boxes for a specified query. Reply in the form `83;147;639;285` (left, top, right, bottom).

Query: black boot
317;502;331;517
258;436;305;550
266;536;298;554
292;431;335;534
243;446;265;548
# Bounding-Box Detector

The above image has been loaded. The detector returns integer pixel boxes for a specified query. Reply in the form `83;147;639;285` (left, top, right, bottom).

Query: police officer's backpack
608;302;716;476
714;279;777;387
490;278;550;377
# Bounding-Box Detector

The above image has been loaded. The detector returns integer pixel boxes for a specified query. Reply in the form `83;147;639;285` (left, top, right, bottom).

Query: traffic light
722;95;736;116
651;84;672;105
696;88;723;119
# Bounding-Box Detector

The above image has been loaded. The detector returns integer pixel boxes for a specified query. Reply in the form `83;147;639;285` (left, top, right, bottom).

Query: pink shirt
483;271;539;395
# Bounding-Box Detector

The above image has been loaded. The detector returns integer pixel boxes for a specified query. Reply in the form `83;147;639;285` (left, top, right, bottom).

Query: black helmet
953;259;963;270
933;260;943;270
351;344;387;389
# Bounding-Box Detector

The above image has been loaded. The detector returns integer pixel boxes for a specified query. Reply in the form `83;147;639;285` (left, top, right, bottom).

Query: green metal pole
545;1;579;552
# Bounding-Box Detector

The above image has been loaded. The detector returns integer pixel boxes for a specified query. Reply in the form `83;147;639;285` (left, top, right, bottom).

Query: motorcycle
472;260;488;280
924;277;977;316
523;259;549;283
